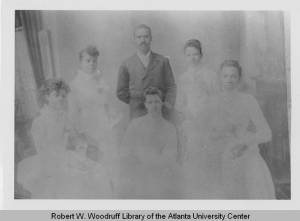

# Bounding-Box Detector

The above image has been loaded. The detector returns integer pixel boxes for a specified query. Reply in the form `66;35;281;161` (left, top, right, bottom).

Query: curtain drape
15;11;42;165
239;11;290;198
17;10;45;87
15;11;44;198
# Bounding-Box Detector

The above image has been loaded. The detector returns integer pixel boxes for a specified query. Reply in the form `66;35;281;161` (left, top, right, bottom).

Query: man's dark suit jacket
117;51;177;120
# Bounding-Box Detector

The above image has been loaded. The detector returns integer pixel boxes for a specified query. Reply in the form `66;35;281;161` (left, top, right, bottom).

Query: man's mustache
139;42;148;46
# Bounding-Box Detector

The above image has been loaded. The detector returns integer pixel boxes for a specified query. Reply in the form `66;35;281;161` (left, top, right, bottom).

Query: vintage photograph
14;10;290;199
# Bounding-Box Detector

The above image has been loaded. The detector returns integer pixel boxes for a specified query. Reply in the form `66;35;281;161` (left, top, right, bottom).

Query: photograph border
1;0;299;210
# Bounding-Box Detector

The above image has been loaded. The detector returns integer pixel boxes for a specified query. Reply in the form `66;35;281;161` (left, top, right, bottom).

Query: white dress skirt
16;106;112;199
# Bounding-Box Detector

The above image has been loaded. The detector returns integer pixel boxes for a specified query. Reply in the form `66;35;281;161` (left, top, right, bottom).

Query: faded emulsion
14;10;290;199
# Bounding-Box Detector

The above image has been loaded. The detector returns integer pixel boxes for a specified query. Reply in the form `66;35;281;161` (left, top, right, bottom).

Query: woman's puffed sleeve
238;94;272;147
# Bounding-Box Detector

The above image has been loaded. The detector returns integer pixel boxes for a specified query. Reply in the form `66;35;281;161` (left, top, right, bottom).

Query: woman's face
80;52;98;74
184;46;202;67
47;90;67;109
220;66;240;91
145;94;162;116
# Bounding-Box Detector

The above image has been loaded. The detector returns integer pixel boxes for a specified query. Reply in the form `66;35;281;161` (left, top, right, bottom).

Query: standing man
117;24;177;121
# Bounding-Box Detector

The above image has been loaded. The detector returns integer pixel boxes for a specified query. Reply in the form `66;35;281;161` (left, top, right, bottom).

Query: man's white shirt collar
137;50;151;68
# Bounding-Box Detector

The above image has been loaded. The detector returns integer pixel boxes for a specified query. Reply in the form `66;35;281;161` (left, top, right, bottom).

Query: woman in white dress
116;87;180;199
68;46;116;172
202;60;275;199
17;79;112;198
177;39;219;198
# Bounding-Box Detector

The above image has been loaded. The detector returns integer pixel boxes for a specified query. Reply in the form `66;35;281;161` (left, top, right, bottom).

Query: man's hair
134;24;152;37
79;45;100;60
143;86;163;101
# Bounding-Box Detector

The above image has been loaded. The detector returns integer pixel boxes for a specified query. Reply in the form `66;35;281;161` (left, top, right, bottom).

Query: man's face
145;94;162;115
134;27;152;54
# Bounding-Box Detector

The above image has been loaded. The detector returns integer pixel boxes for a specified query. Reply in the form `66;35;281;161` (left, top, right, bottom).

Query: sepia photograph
13;10;290;200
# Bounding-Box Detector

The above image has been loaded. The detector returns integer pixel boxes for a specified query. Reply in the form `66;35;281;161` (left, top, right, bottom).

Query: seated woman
16;79;71;198
201;60;275;199
116;87;181;199
16;79;112;199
